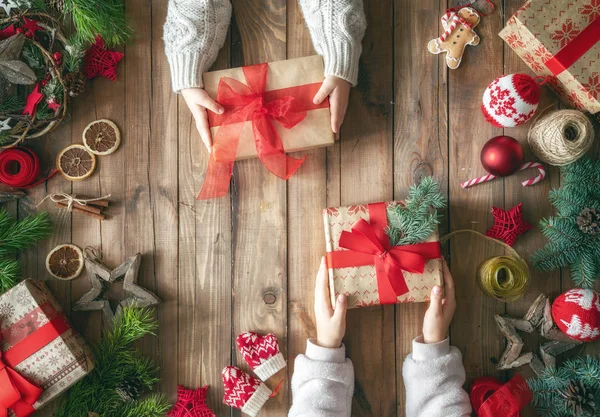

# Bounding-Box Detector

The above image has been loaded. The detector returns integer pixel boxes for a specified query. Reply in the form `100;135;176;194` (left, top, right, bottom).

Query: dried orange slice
46;244;84;280
82;119;121;155
57;144;96;181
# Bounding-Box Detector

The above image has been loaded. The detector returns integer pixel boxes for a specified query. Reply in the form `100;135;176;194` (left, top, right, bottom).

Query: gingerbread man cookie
427;7;481;69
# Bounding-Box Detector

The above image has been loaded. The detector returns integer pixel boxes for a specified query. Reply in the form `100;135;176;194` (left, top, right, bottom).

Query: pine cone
562;380;596;416
116;378;143;402
46;0;65;12
577;208;600;235
63;71;86;98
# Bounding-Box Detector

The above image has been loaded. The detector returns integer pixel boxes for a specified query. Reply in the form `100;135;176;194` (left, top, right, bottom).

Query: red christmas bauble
480;136;524;177
552;289;600;342
53;51;62;64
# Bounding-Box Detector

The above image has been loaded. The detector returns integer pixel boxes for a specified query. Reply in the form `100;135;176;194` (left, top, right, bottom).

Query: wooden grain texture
285;0;323;408
393;0;449;412
230;2;288;416
447;0;505;385
338;1;396;416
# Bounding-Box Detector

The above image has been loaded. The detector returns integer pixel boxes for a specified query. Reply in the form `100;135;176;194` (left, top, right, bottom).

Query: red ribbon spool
0;147;56;189
470;375;532;417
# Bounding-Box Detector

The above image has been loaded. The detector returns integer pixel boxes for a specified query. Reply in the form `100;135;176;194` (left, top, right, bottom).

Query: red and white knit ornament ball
481;73;541;127
552;288;600;342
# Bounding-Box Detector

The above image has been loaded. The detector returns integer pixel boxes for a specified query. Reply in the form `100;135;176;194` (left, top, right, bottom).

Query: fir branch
121;395;171;417
63;0;133;47
0;95;25;114
0;259;20;293
0;210;52;258
22;41;46;79
64;36;87;72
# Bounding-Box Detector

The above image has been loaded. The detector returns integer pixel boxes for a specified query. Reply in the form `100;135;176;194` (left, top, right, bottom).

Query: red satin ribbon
544;16;600;76
198;63;327;199
326;203;441;305
0;147;57;189
470;375;532;417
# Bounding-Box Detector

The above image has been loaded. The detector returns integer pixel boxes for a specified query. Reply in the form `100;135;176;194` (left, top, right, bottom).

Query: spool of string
528;109;594;166
0;147;56;188
440;229;530;302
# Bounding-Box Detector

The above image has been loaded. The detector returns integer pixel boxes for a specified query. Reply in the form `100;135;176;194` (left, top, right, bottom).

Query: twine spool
440;229;530;302
528;110;594;166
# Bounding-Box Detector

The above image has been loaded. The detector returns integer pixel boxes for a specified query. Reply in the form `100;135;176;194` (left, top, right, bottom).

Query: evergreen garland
63;0;133;47
54;308;171;417
386;176;446;246
528;355;600;417
0;209;52;292
531;156;600;287
0;95;25;114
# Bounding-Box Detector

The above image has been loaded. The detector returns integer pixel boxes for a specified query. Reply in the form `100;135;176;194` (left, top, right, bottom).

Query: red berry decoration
481;73;541;127
53;51;62;65
481;136;524;177
552;288;600;342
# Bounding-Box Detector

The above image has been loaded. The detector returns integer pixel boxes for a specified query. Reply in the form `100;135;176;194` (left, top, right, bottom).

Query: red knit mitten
222;366;272;417
236;332;286;381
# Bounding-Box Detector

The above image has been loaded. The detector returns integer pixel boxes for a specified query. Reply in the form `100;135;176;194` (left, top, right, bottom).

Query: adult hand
181;87;224;152
422;259;457;344
313;76;351;138
314;256;347;349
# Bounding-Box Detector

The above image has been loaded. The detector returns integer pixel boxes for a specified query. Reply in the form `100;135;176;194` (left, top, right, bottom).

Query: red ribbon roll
470;375;532;417
0;147;57;189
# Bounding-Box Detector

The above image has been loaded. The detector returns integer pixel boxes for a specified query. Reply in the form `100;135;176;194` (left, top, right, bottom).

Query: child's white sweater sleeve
163;0;232;92
402;337;472;417
298;0;367;86
289;339;354;417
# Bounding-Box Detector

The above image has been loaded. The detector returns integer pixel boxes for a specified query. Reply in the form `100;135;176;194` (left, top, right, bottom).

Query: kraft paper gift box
499;0;600;114
323;202;443;309
198;55;335;199
0;279;94;414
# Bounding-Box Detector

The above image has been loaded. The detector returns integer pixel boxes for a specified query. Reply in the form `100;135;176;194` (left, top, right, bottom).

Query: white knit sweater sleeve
402;337;472;417
163;0;231;92
288;339;354;417
298;0;366;86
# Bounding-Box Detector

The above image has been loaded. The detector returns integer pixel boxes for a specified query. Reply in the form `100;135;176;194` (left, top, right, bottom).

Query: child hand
181;87;225;152
313;76;351;138
423;259;456;344
314;256;347;348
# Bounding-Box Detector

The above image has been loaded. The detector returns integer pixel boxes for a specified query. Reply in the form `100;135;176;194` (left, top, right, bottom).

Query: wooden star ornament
73;251;160;329
495;293;582;377
486;203;532;246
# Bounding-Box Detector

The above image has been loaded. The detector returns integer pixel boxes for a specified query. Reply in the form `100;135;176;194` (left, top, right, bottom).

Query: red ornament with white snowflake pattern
481;73;542;127
552;288;600;342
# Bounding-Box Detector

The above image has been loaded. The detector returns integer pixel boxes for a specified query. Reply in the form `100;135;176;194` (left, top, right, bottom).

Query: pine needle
0;210;53;258
63;0;133;47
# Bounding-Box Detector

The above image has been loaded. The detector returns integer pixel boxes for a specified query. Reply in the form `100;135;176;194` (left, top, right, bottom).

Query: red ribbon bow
327;203;441;305
0;338;42;417
470;375;532;417
198;63;318;199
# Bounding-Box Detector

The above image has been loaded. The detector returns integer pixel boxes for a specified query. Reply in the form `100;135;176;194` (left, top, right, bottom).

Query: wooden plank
393;0;449;413
175;26;232;417
123;0;158;369
285;0;323;410
447;0;505;384
502;2;562;415
230;1;288;415
336;1;396;415
151;0;180;403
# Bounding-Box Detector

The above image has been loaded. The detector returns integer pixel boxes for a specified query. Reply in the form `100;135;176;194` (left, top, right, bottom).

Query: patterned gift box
0;280;94;413
499;0;600;114
323;202;443;309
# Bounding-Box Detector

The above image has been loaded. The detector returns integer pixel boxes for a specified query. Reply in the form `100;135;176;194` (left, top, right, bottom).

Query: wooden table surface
20;0;600;416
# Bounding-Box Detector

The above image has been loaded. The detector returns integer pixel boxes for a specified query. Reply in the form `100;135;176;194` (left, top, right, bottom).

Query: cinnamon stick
56;202;106;220
72;202;104;214
86;199;110;208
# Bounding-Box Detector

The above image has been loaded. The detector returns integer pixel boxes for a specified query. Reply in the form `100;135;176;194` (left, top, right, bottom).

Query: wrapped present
198;55;334;199
323;202;443;309
0;280;94;415
499;0;600;114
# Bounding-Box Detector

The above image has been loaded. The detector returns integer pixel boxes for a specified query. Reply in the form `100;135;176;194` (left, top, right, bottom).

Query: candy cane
461;162;546;189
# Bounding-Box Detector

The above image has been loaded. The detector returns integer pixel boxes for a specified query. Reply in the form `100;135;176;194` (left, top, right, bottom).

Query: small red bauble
552;288;600;342
480;136;524;177
53;51;62;64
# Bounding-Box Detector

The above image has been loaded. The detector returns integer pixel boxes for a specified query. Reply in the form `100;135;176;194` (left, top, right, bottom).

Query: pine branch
0;210;52;258
121;395;171;417
0;259;20;292
0;95;25;114
63;0;133;47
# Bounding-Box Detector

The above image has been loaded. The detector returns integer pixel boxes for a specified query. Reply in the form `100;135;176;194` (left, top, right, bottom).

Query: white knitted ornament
481;74;541;127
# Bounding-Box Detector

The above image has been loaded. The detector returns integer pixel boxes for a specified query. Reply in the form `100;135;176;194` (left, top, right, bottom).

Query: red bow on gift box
198;63;326;200
0;338;42;417
327;203;441;305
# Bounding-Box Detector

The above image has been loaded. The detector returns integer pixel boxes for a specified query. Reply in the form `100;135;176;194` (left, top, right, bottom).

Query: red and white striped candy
461;162;545;189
